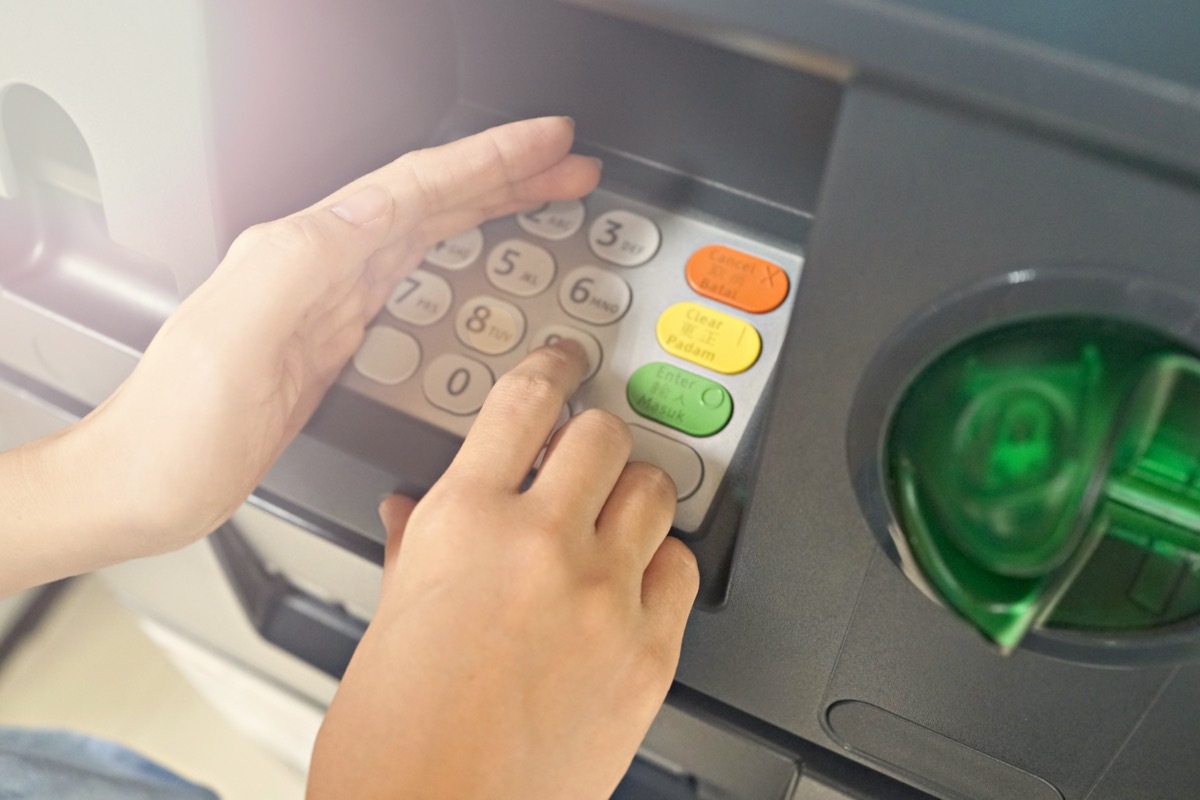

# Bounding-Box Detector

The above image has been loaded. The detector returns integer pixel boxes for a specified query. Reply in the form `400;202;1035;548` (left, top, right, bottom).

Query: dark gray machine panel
680;83;1200;798
188;4;1200;798
561;0;1200;181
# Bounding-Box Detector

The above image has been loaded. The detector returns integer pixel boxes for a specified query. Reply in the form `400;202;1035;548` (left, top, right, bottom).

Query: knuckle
662;537;701;593
535;502;579;541
573;581;627;643
629;461;677;506
662;534;698;568
481;129;516;181
397;152;447;213
508;504;570;562
229;221;272;253
601;525;645;572
494;367;563;411
573;409;632;451
575;579;612;619
259;216;328;255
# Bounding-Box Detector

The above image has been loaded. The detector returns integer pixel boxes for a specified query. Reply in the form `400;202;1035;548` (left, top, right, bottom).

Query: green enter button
626;362;733;437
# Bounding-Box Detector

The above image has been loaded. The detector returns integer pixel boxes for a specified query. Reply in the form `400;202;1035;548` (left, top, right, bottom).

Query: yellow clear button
655;301;762;375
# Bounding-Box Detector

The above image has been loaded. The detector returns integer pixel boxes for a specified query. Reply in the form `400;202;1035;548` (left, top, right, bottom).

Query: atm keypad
527;325;603;380
517;199;586;241
484;239;556;296
655;302;763;375
423;227;483;270
386;269;452;326
340;188;802;533
352;326;420;386
587;208;662;266
557;265;631;324
454;295;525;356
422;353;493;415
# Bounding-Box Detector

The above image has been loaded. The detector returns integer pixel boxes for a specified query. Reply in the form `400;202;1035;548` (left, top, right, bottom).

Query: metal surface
338;187;803;534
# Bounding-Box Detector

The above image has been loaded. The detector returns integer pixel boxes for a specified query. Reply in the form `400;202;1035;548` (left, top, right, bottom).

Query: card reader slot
1;84;176;353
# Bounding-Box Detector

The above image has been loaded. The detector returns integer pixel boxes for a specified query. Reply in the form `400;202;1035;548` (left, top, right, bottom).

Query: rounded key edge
424;227;484;270
588;209;661;267
654;302;763;375
455;295;528;356
558;265;633;326
517;199;586;241
627;423;705;500
352;326;422;385
684;244;790;314
528;324;603;381
422;353;495;415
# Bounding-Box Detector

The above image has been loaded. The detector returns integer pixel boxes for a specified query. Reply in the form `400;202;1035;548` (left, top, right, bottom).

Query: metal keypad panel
339;188;803;533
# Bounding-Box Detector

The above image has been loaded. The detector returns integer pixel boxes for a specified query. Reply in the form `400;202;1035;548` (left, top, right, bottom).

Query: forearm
1;116;599;600
0;415;148;597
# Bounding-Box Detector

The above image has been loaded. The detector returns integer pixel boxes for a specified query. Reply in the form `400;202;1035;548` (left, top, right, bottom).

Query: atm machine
2;2;1200;798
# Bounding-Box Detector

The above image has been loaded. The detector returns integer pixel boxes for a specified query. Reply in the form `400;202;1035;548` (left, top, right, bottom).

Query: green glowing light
887;319;1200;649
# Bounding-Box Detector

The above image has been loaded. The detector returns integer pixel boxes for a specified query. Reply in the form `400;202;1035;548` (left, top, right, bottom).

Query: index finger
447;341;588;491
307;116;579;238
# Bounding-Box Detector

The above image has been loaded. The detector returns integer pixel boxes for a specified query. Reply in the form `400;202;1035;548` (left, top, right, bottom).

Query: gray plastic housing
0;1;219;293
1;0;455;296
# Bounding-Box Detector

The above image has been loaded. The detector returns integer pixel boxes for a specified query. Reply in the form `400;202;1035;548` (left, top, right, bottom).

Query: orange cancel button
685;245;789;314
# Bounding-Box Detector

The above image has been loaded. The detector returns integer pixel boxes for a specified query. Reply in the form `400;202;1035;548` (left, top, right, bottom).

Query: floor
0;576;308;800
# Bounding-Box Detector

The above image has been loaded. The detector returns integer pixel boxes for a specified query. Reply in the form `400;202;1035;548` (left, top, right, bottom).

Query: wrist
67;395;221;552
0;402;198;596
0;419;136;594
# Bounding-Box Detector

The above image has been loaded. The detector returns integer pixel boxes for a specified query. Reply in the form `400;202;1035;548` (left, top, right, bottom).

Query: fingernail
551;337;588;367
330;184;390;226
562;115;576;129
589;156;604;171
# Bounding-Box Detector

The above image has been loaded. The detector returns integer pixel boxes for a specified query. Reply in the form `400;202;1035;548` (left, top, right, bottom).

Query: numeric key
517;199;586;240
485;239;556;297
455;295;526;355
423;354;493;415
352;326;421;385
528;325;602;380
588;209;660;266
558;265;632;325
386;269;452;326
425;227;484;270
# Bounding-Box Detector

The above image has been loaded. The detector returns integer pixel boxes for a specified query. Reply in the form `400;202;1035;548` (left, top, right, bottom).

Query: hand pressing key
308;340;699;800
0;116;699;800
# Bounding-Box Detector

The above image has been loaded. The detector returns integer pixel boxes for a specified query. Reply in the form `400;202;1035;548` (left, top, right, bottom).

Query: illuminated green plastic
626;362;733;437
887;319;1200;650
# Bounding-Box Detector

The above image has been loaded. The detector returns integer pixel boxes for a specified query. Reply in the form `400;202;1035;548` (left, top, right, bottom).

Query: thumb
379;493;419;579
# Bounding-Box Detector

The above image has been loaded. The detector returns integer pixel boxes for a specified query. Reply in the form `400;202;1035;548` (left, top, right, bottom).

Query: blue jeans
0;726;220;800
